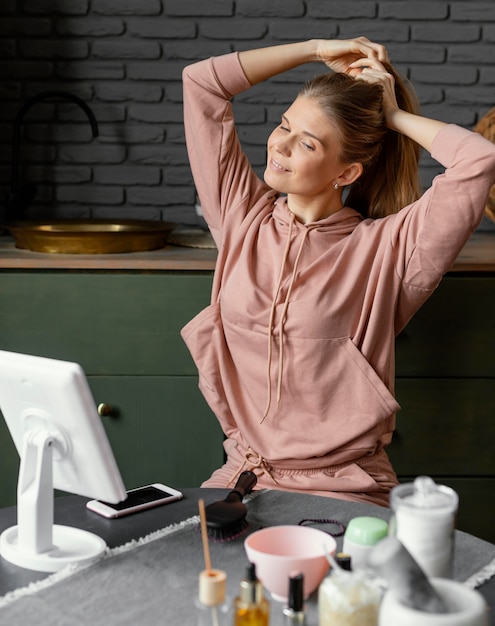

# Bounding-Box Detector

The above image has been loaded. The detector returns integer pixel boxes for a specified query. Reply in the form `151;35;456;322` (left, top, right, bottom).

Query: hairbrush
204;470;257;541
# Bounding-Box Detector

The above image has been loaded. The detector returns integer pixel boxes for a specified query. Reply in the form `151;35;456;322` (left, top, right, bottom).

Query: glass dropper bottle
234;561;270;626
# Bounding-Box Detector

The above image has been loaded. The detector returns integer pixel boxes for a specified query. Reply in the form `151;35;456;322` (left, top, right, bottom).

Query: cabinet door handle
97;403;113;417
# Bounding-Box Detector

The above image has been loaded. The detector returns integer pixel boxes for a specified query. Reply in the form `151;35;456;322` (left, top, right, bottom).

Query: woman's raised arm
238;37;389;85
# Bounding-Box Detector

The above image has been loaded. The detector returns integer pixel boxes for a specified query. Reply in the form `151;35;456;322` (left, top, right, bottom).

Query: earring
333;182;339;190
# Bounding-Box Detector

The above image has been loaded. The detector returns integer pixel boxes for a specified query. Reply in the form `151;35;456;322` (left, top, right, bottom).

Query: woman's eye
302;142;315;151
280;125;289;132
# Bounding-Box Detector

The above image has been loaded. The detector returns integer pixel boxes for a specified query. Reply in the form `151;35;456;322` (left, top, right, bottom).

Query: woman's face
264;96;346;198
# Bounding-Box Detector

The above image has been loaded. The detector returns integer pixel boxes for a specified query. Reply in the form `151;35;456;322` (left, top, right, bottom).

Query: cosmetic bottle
195;568;231;626
233;562;270;626
335;553;352;571
342;516;388;571
283;572;306;625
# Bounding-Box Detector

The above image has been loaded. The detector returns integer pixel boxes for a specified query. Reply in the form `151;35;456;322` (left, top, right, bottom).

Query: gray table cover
0;489;494;625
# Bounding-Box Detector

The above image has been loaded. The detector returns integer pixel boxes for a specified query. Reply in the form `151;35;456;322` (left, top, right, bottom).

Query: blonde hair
299;64;422;219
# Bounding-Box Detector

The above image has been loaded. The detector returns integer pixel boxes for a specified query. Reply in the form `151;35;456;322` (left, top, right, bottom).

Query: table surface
0;488;494;625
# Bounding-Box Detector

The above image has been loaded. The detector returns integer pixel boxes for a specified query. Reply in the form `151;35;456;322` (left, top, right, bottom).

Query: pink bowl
244;525;336;602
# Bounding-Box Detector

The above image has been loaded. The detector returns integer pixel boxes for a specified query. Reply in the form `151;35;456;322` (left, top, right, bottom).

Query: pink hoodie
181;53;495;505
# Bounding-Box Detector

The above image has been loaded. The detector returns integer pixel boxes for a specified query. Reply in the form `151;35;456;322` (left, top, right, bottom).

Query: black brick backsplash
0;0;494;226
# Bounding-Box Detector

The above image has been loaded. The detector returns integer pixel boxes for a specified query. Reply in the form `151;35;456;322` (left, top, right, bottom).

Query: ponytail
299;64;422;219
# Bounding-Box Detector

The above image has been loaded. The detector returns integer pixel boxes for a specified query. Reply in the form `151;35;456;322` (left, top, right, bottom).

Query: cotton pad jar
389;476;458;578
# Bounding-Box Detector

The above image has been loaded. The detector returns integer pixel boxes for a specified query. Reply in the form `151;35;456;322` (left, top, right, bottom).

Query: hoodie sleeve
393;124;495;331
182;53;269;245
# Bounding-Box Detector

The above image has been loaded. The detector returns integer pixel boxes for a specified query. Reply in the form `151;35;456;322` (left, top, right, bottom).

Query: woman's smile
269;157;290;173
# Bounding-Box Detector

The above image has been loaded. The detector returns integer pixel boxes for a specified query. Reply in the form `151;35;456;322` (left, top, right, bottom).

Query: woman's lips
270;158;289;172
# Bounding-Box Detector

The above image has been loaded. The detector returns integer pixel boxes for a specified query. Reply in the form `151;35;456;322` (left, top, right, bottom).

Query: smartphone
86;483;183;518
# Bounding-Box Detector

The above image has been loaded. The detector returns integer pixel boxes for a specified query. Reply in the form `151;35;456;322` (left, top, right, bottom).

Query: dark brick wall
0;0;494;226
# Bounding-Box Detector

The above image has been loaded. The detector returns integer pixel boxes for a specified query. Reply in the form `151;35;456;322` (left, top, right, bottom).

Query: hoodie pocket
181;303;234;428
260;334;400;458
181;303;220;391
342;338;400;416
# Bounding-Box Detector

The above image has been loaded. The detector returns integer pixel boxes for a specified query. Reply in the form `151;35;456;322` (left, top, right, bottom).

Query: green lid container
344;516;389;546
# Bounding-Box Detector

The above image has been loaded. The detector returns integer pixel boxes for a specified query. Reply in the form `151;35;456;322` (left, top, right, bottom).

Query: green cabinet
87;376;223;489
0;272;211;376
0;269;494;542
0;270;223;507
391;275;495;543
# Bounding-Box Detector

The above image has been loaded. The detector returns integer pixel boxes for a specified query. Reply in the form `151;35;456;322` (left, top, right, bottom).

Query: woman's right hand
348;55;446;151
315;36;390;74
347;56;400;123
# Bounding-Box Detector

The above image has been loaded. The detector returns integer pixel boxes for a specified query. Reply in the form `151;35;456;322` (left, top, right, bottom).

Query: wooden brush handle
227;470;257;502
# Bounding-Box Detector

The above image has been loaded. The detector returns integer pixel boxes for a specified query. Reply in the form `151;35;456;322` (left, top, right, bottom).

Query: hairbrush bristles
206;517;250;543
204;470;257;541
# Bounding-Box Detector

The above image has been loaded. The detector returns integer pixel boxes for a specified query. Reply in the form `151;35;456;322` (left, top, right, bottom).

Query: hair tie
298;517;346;537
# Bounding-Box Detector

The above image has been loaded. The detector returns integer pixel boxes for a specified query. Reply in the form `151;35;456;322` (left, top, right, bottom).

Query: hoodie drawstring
227;446;279;487
261;212;295;422
261;212;315;423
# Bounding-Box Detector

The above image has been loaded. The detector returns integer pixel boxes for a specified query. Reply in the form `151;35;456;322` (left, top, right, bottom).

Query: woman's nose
275;137;291;156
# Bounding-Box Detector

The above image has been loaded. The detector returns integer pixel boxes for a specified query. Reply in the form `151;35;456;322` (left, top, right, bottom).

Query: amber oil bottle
234;562;270;625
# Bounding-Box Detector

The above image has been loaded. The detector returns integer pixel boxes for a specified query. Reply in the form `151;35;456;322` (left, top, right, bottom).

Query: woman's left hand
316;36;389;74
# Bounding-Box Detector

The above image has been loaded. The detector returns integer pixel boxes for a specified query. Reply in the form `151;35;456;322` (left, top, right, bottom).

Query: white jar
389;476;458;579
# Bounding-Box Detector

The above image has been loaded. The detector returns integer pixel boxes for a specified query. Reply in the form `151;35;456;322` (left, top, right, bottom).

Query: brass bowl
5;219;176;254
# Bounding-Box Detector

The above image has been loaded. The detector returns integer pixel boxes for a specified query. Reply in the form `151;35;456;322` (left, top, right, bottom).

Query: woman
181;38;495;506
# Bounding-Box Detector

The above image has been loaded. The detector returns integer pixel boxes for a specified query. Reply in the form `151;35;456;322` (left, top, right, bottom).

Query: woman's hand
316;36;389;74
348;56;446;151
347;56;399;125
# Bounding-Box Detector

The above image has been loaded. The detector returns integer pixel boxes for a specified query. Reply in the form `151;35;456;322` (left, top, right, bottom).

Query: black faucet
4;90;99;222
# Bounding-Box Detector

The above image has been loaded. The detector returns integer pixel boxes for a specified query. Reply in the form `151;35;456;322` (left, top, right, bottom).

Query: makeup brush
204;470;257;541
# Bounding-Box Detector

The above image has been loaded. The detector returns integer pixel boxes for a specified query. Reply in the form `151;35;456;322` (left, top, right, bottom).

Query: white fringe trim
463;556;495;589
0;515;199;610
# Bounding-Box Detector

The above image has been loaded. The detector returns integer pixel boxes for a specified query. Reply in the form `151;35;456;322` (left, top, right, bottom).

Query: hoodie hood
272;196;364;236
